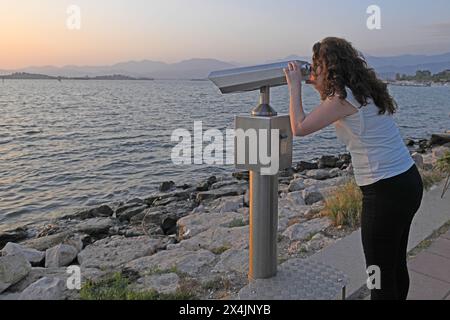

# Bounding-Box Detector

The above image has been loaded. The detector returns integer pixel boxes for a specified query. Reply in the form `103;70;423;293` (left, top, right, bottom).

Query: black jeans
360;164;423;300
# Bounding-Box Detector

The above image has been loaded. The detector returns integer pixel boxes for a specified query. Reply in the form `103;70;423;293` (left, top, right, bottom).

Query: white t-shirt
334;87;414;187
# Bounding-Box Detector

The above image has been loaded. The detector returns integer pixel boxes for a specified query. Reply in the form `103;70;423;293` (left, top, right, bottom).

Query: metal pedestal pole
248;171;279;280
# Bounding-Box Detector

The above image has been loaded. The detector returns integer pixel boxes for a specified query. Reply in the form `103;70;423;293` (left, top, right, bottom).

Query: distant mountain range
2;53;450;80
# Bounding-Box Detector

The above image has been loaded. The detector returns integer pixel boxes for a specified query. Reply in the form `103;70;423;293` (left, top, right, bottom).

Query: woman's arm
285;62;358;137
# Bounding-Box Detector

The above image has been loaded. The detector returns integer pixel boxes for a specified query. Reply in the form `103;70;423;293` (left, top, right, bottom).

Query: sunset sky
1;0;450;69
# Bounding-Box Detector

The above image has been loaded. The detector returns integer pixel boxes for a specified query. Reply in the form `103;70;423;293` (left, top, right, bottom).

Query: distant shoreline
0;72;154;81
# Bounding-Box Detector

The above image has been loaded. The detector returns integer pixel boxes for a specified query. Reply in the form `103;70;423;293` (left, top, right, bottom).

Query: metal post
248;87;279;281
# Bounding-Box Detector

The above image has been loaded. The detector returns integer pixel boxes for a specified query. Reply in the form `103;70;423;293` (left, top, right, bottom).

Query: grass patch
228;218;248;228
321;180;362;229
80;272;197;300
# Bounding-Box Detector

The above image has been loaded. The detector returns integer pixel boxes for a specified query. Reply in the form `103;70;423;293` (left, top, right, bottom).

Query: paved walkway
408;229;450;300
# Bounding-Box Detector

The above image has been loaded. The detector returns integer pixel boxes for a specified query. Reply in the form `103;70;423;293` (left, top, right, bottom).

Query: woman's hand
284;61;303;92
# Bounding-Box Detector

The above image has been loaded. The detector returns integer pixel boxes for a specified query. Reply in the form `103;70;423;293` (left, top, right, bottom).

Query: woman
284;37;423;300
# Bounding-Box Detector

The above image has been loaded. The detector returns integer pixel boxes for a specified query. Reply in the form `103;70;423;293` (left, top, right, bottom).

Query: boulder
215;196;244;213
1;242;45;266
8;267;105;293
305;169;332;181
21;231;74;252
124;248;216;277
115;205;147;222
19;277;67;300
77;236;160;270
179;226;249;252
212;249;249;274
159;181;176;192
0;228;28;249
412;152;424;169
45;244;78;268
288;179;306;192
295;161;318;172
430;134;450;146
133;273;180;295
318;156;338;169
177;211;246;240
282;218;333;242
196;187;246;203
302;187;324;205
75;218;114;238
67;205;114;220
0;255;32;293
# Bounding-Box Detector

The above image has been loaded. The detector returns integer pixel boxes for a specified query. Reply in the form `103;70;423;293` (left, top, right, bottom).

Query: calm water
1;80;449;227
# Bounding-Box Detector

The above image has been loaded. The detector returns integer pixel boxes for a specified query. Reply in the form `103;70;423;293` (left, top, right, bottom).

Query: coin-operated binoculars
209;61;311;281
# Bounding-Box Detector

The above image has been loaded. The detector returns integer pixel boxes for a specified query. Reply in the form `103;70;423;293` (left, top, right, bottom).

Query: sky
1;0;450;69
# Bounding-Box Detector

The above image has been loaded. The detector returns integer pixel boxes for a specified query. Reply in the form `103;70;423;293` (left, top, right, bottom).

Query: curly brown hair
312;37;397;115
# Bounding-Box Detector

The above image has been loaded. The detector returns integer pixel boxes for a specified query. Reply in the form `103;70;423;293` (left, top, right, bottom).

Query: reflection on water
0;80;449;226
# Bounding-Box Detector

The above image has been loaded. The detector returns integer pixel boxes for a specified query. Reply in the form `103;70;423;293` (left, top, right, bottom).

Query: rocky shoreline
1;133;449;300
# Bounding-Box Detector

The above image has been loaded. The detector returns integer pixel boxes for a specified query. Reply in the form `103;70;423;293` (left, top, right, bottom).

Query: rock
405;139;415;147
8;267;105;293
116;205;147;222
295;161;318;172
1;243;45;266
318;156;338;169
19;277;67;300
21;231;74;253
179;226;249;252
433;146;450;161
430;134;450;146
159;181;175;192
301;233;336;252
244;190;250;207
284;191;306;206
63;235;85;253
177;211;246;240
192;205;206;214
412;152;424;169
45;244;78;268
305;169;332;181
124;248;216;277
302;187;324;205
212;249;249;274
133;273;180;295
0;293;20;300
288;179;306;192
196;176;218;191
329;168;341;178
282;218;333;242
77;236;160;270
232;171;249;181
144;189;193;206
216;196;244;213
0;255;32;293
161;217;178;235
0;228;28;249
72;205;114;220
196;187;246;203
75;218;114;238
279;167;295;178
134;200;196;226
211;180;239;190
